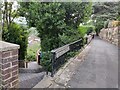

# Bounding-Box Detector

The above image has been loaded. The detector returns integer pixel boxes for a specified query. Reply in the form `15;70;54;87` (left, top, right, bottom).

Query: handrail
51;38;83;77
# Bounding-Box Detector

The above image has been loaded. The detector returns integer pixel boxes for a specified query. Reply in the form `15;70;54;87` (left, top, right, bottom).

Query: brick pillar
0;41;20;89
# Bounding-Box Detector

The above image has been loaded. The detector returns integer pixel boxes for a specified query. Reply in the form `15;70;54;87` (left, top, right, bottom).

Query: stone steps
19;61;46;88
19;61;44;73
19;66;44;73
19;72;45;88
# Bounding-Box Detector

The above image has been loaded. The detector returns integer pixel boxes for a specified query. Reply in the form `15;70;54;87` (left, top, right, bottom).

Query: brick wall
0;41;20;89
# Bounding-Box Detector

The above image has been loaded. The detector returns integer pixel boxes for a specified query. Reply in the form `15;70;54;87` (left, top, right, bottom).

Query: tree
1;1;28;60
0;3;2;40
4;23;28;60
92;2;119;35
31;3;66;51
117;1;120;20
62;2;92;29
59;2;92;45
19;2;92;52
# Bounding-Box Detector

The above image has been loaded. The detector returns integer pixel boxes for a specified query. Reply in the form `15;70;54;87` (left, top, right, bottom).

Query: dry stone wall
99;26;119;47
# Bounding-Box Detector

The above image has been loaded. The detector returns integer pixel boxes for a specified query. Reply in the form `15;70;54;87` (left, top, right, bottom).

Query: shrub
2;23;28;60
40;45;81;72
104;20;109;28
40;50;80;72
27;42;40;61
78;25;95;37
66;51;79;60
26;53;36;61
40;51;52;72
59;28;81;46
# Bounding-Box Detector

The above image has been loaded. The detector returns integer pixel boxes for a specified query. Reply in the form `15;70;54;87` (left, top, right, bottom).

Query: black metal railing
51;38;83;77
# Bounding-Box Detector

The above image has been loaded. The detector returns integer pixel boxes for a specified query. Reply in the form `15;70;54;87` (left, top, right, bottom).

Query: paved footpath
33;37;118;88
67;37;118;88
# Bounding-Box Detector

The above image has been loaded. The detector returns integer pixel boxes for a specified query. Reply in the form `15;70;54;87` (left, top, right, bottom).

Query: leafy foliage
19;2;92;51
19;2;92;69
3;23;28;60
62;2;92;29
92;2;119;35
41;51;52;71
94;17;105;35
59;28;81;46
117;2;120;20
27;42;40;61
1;2;28;60
78;25;95;37
104;20;109;29
78;25;95;44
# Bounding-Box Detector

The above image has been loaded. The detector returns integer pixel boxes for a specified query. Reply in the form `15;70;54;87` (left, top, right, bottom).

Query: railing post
81;38;84;47
51;51;56;77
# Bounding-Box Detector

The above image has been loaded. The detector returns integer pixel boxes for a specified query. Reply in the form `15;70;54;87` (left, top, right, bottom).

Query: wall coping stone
0;41;20;52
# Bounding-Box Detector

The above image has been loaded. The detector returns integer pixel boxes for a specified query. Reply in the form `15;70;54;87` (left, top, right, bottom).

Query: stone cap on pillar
0;41;20;52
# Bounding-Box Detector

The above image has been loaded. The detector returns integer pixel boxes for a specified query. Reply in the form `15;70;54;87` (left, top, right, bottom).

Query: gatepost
0;41;20;89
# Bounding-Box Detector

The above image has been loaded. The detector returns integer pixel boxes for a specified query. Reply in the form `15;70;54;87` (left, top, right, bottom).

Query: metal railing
50;38;83;77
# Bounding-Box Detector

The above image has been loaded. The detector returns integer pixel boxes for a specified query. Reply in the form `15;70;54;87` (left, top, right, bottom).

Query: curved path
19;72;45;88
67;36;118;88
19;62;45;88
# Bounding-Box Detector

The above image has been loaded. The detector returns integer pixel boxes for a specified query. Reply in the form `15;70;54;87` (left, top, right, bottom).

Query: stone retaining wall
0;41;20;89
99;26;119;46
